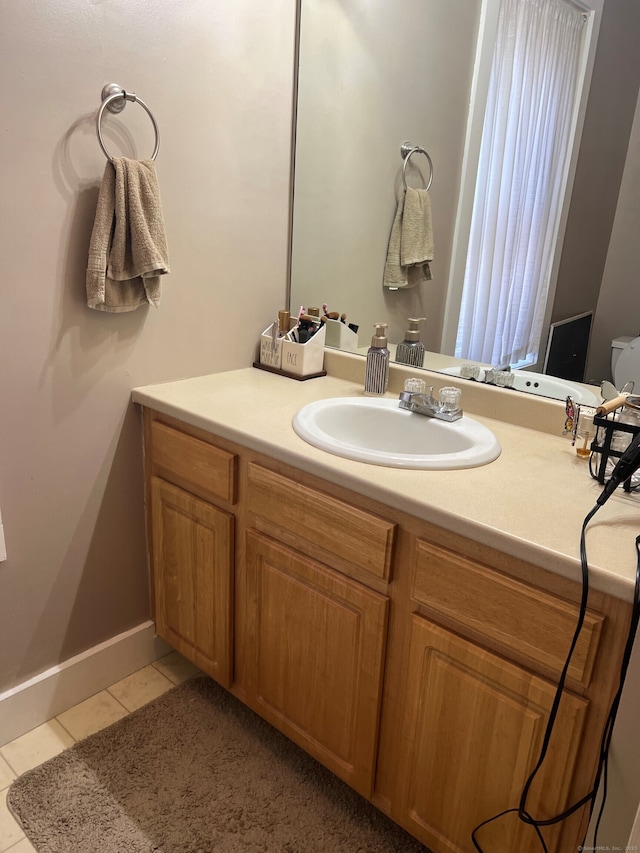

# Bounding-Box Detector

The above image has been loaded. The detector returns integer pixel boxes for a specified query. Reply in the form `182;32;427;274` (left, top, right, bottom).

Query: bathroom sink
292;397;501;469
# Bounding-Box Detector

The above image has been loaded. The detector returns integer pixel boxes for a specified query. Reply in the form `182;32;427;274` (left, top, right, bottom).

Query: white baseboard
0;621;171;746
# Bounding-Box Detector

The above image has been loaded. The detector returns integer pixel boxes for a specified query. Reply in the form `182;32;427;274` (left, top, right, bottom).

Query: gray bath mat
8;675;427;852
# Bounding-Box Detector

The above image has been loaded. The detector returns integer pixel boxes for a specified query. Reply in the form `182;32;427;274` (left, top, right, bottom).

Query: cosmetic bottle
364;323;390;396
278;310;291;339
395;317;426;367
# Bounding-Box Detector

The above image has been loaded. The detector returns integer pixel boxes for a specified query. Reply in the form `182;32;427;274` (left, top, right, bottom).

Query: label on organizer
260;328;283;369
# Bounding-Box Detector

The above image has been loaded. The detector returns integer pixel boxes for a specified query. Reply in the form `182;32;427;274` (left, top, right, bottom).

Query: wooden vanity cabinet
149;478;234;687
144;410;396;799
144;415;237;688
381;530;631;853
241;461;395;796
396;614;587;852
243;529;388;797
141;409;632;853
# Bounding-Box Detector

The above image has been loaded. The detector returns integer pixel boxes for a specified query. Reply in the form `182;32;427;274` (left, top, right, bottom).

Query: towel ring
401;142;433;192
96;83;160;162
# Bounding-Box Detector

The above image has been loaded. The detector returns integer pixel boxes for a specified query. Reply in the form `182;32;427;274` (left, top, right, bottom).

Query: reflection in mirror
289;0;640;403
442;0;598;374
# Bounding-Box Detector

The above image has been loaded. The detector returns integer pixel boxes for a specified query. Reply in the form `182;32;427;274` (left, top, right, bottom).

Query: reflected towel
86;157;170;312
383;187;433;289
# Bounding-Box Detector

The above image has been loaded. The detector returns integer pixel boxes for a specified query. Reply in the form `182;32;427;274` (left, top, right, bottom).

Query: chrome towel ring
96;83;160;162
401;141;433;192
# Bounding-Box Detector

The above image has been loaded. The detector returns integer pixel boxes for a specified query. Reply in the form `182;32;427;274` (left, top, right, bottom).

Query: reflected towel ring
401;142;433;192
96;83;160;162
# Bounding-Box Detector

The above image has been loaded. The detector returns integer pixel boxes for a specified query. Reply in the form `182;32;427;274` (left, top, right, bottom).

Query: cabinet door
151;477;233;687
244;529;388;798
396;616;588;853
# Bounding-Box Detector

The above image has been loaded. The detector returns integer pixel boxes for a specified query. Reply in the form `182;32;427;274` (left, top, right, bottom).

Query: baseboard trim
0;621;170;746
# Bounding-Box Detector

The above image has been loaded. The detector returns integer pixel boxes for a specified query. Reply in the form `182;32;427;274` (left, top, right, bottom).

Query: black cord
471;509;640;852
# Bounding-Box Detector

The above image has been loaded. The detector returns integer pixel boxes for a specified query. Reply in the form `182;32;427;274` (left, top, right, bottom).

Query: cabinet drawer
247;463;396;581
150;420;237;505
412;539;603;689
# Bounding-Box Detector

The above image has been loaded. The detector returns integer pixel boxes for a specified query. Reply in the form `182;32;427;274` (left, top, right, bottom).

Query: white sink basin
292;397;501;469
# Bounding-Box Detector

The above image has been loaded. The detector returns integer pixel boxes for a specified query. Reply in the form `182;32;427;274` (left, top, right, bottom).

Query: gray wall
588;87;640;383
554;0;640;383
0;0;296;693
1;0;638;700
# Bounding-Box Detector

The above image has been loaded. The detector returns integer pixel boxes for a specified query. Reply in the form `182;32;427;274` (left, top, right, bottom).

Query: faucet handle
439;386;462;413
404;377;426;394
485;368;514;388
460;363;481;380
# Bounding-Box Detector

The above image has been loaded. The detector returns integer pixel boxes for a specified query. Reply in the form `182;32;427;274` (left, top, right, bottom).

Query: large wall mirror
289;0;640;404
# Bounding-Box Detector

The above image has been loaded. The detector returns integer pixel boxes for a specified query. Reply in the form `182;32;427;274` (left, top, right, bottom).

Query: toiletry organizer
324;318;359;351
255;323;326;380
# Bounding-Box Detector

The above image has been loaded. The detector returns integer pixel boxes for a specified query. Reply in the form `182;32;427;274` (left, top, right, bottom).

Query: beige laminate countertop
132;366;640;604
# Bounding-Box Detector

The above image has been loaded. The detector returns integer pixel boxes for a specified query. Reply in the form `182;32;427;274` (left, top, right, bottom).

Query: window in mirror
443;0;602;373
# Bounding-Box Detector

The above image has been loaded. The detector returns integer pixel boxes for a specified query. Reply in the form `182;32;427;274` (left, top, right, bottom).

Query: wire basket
589;410;640;491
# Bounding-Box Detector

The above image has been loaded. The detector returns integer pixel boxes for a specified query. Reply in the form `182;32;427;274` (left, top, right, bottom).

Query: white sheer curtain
455;0;586;367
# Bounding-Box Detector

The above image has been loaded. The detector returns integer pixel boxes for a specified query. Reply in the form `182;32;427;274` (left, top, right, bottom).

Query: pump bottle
364;323;390;396
395;317;426;367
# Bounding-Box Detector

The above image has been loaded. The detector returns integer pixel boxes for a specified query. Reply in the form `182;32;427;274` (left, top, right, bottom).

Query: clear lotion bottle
364;322;390;396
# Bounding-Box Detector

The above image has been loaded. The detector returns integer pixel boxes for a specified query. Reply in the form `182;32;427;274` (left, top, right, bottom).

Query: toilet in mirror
612;336;640;392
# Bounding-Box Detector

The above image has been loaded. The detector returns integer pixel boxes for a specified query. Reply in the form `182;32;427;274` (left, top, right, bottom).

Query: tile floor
0;651;201;852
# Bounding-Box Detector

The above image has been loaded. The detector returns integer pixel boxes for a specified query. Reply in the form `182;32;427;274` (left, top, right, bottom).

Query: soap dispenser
364;323;390;396
395;317;426;367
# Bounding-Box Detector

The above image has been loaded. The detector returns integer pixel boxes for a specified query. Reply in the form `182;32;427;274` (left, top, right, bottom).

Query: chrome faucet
460;362;513;387
398;379;463;422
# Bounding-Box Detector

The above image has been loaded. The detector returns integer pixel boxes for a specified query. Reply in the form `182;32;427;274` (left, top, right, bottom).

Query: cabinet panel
244;529;388;797
151;477;233;687
247;463;396;581
412;539;603;688
396;615;588;853
151;420;237;504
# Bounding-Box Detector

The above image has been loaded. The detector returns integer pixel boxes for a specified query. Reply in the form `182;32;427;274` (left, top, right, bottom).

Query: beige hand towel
382;198;407;289
383;187;433;289
86;157;170;312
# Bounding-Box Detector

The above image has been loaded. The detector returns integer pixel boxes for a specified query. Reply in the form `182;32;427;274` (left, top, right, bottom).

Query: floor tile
5;838;36;852
152;650;201;685
56;690;129;742
0;789;24;852
0;757;14;792
107;664;173;712
0;721;74;778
